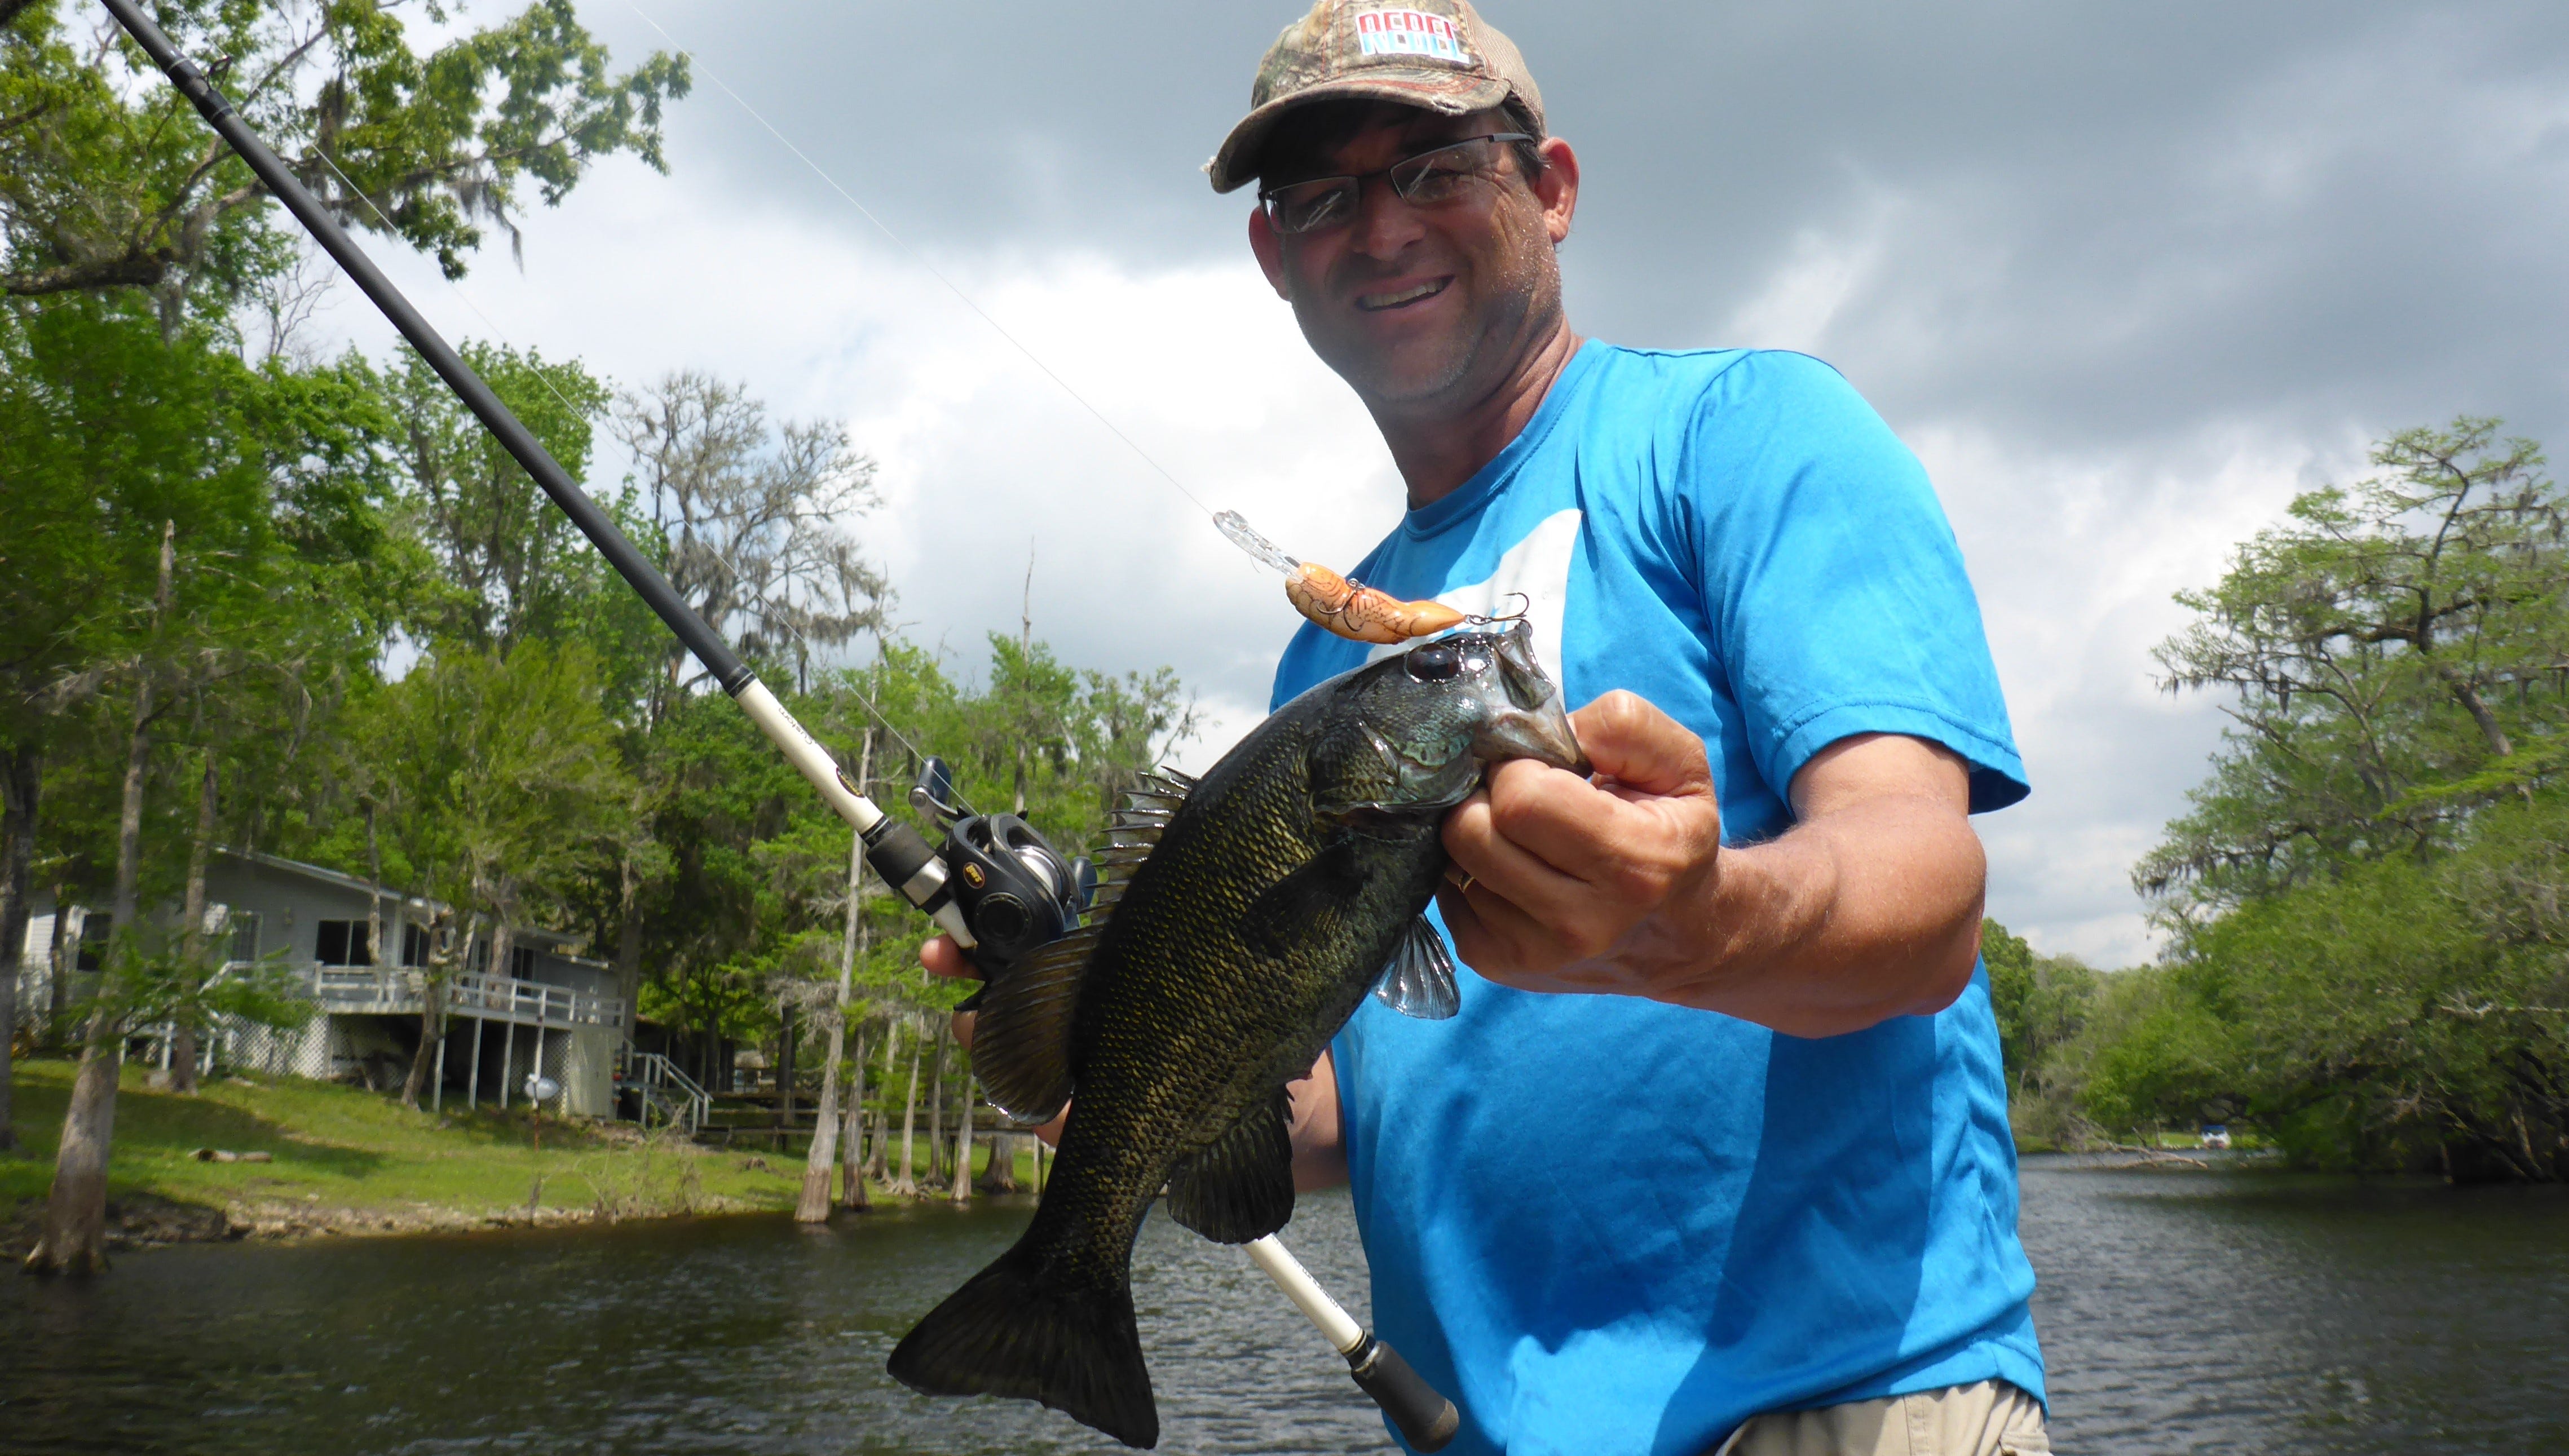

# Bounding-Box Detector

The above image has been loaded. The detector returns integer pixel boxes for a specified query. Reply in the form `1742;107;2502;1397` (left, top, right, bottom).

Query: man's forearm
1633;789;1986;1037
1444;712;1989;1038
1287;1050;1349;1191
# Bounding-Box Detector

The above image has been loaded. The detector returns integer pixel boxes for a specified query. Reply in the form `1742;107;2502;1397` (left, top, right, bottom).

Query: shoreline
2;1058;1026;1263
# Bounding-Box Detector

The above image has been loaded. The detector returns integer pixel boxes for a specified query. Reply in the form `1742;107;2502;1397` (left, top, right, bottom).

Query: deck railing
255;961;627;1030
625;1051;712;1134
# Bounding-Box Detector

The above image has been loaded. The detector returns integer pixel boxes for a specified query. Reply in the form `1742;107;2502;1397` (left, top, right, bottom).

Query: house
13;847;628;1117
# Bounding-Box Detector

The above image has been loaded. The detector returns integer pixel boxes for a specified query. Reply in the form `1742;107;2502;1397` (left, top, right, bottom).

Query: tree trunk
893;1026;920;1196
796;1006;844;1222
951;1074;974;1203
865;1019;897;1181
24;1014;120;1274
171;753;217;1095
800;811;867;1219
400;912;457;1110
34;523;169;1274
0;743;37;1153
979;1127;1019;1194
45;882;71;1049
109;672;156;948
777;1001;798;1136
926;1021;948;1183
613;850;643;1037
838;1025;869;1210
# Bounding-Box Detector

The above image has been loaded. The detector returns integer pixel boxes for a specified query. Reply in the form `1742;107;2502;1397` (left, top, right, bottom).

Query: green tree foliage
1979;918;2103;1148
351;642;638;926
3;289;384;963
377;340;626;656
2143;418;2564;914
2124;419;2569;1180
0;0;687;318
632;638;1198;1074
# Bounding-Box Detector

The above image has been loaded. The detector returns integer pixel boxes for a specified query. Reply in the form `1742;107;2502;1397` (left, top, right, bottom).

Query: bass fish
888;621;1587;1448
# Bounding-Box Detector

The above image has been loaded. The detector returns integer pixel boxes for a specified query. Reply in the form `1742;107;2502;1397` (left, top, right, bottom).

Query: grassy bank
1;1058;841;1245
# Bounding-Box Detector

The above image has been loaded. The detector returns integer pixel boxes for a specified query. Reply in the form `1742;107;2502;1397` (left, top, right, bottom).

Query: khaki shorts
1713;1379;2051;1456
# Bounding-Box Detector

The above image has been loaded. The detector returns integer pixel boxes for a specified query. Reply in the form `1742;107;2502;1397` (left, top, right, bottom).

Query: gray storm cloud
317;1;2569;966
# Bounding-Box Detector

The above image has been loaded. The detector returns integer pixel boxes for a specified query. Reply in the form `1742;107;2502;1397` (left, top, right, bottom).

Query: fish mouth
1475;694;1588;777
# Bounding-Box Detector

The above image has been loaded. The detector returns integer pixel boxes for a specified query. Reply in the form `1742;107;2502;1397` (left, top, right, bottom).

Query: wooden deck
283;962;627;1031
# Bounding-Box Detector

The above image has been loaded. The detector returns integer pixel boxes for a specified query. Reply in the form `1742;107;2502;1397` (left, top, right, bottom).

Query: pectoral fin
1372;914;1460;1020
1237;839;1364;962
1164;1087;1295;1244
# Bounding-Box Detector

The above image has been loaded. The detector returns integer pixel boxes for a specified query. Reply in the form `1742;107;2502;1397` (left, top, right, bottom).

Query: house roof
218;847;588;953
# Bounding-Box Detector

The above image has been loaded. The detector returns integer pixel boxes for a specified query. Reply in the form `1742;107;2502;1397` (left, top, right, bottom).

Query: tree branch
3;253;166;295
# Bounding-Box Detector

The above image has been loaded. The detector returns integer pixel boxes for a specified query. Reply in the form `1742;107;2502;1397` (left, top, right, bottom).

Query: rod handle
1347;1334;1461;1453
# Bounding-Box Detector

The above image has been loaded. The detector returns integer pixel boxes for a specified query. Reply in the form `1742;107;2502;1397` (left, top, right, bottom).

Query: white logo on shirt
1368;508;1582;691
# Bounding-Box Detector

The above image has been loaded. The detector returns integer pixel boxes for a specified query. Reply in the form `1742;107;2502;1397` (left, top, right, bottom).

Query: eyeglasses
1258;133;1535;236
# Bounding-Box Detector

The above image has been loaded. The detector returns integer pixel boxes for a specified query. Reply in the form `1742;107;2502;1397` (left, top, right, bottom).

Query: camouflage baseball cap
1206;0;1543;194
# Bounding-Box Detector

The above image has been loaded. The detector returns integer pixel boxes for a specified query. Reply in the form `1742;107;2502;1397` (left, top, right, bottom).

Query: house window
510;945;538;979
401;922;432;967
74;914;109;971
228;912;262;963
315;919;374;966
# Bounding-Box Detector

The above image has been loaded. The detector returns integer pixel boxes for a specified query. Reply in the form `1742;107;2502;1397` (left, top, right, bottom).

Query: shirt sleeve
1684;352;2029;814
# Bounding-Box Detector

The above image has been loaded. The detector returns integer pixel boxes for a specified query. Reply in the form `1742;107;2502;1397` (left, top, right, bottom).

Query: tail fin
887;1240;1158;1449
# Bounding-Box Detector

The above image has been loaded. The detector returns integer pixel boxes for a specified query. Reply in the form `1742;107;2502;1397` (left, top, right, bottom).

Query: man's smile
1354;276;1452;312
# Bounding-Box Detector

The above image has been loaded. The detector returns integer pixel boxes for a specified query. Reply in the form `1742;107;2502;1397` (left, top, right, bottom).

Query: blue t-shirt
1267;342;2040;1455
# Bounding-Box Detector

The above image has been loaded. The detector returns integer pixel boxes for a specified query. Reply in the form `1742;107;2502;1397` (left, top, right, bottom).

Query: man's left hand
1439;693;1988;1037
1438;691;1723;992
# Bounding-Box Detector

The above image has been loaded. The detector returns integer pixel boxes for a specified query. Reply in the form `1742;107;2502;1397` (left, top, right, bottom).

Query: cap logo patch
1354;9;1471;66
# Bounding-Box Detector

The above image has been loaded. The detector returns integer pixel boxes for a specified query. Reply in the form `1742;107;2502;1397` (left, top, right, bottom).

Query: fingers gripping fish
887;621;1589;1449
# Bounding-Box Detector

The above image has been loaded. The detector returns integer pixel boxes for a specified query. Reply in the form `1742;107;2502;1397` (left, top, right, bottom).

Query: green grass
2;1057;807;1219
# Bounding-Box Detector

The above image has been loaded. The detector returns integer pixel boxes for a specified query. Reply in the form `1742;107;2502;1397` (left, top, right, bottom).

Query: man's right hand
916;935;1348;1187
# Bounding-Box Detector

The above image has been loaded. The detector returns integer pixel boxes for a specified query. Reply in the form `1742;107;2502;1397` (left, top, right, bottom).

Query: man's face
1249;104;1577;414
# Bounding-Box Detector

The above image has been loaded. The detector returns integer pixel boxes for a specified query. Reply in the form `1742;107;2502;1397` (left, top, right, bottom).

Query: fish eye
1405;643;1460;681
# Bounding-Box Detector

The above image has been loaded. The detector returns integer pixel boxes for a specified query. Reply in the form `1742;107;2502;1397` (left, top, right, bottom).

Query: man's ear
1534;136;1580;246
1248;206;1292;300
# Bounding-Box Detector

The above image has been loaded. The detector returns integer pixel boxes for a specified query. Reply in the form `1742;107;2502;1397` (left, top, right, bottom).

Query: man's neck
1374;318;1584;510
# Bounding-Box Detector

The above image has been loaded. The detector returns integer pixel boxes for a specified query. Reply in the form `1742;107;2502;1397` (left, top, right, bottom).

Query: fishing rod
93;0;1084;982
103;3;1459;1448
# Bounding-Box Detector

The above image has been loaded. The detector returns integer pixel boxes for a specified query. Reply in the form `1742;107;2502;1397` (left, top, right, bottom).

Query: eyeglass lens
1264;135;1524;235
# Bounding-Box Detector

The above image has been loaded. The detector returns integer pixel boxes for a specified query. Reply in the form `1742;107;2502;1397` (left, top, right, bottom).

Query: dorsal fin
973;922;1102;1125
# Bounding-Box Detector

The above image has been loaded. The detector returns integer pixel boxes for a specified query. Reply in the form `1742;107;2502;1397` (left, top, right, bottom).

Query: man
930;3;2047;1452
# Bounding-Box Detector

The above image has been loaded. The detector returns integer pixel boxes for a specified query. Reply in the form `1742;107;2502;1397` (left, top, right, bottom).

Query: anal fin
1373;914;1460;1020
1164;1087;1295;1244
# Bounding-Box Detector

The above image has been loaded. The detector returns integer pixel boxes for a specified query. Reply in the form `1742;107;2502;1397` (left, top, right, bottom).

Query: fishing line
620;0;1226;527
202;19;1454;1444
314;147;979;815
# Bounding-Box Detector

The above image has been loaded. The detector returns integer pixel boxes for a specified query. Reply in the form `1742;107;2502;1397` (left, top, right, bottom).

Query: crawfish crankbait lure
1216;510;1474;645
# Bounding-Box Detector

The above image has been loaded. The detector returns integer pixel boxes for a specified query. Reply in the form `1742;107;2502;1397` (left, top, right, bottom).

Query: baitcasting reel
904;756;1092;993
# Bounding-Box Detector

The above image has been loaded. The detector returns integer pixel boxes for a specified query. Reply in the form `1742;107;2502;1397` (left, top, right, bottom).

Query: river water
2;1156;2563;1454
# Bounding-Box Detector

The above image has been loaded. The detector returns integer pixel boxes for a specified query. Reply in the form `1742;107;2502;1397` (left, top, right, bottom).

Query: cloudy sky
306;1;2569;967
